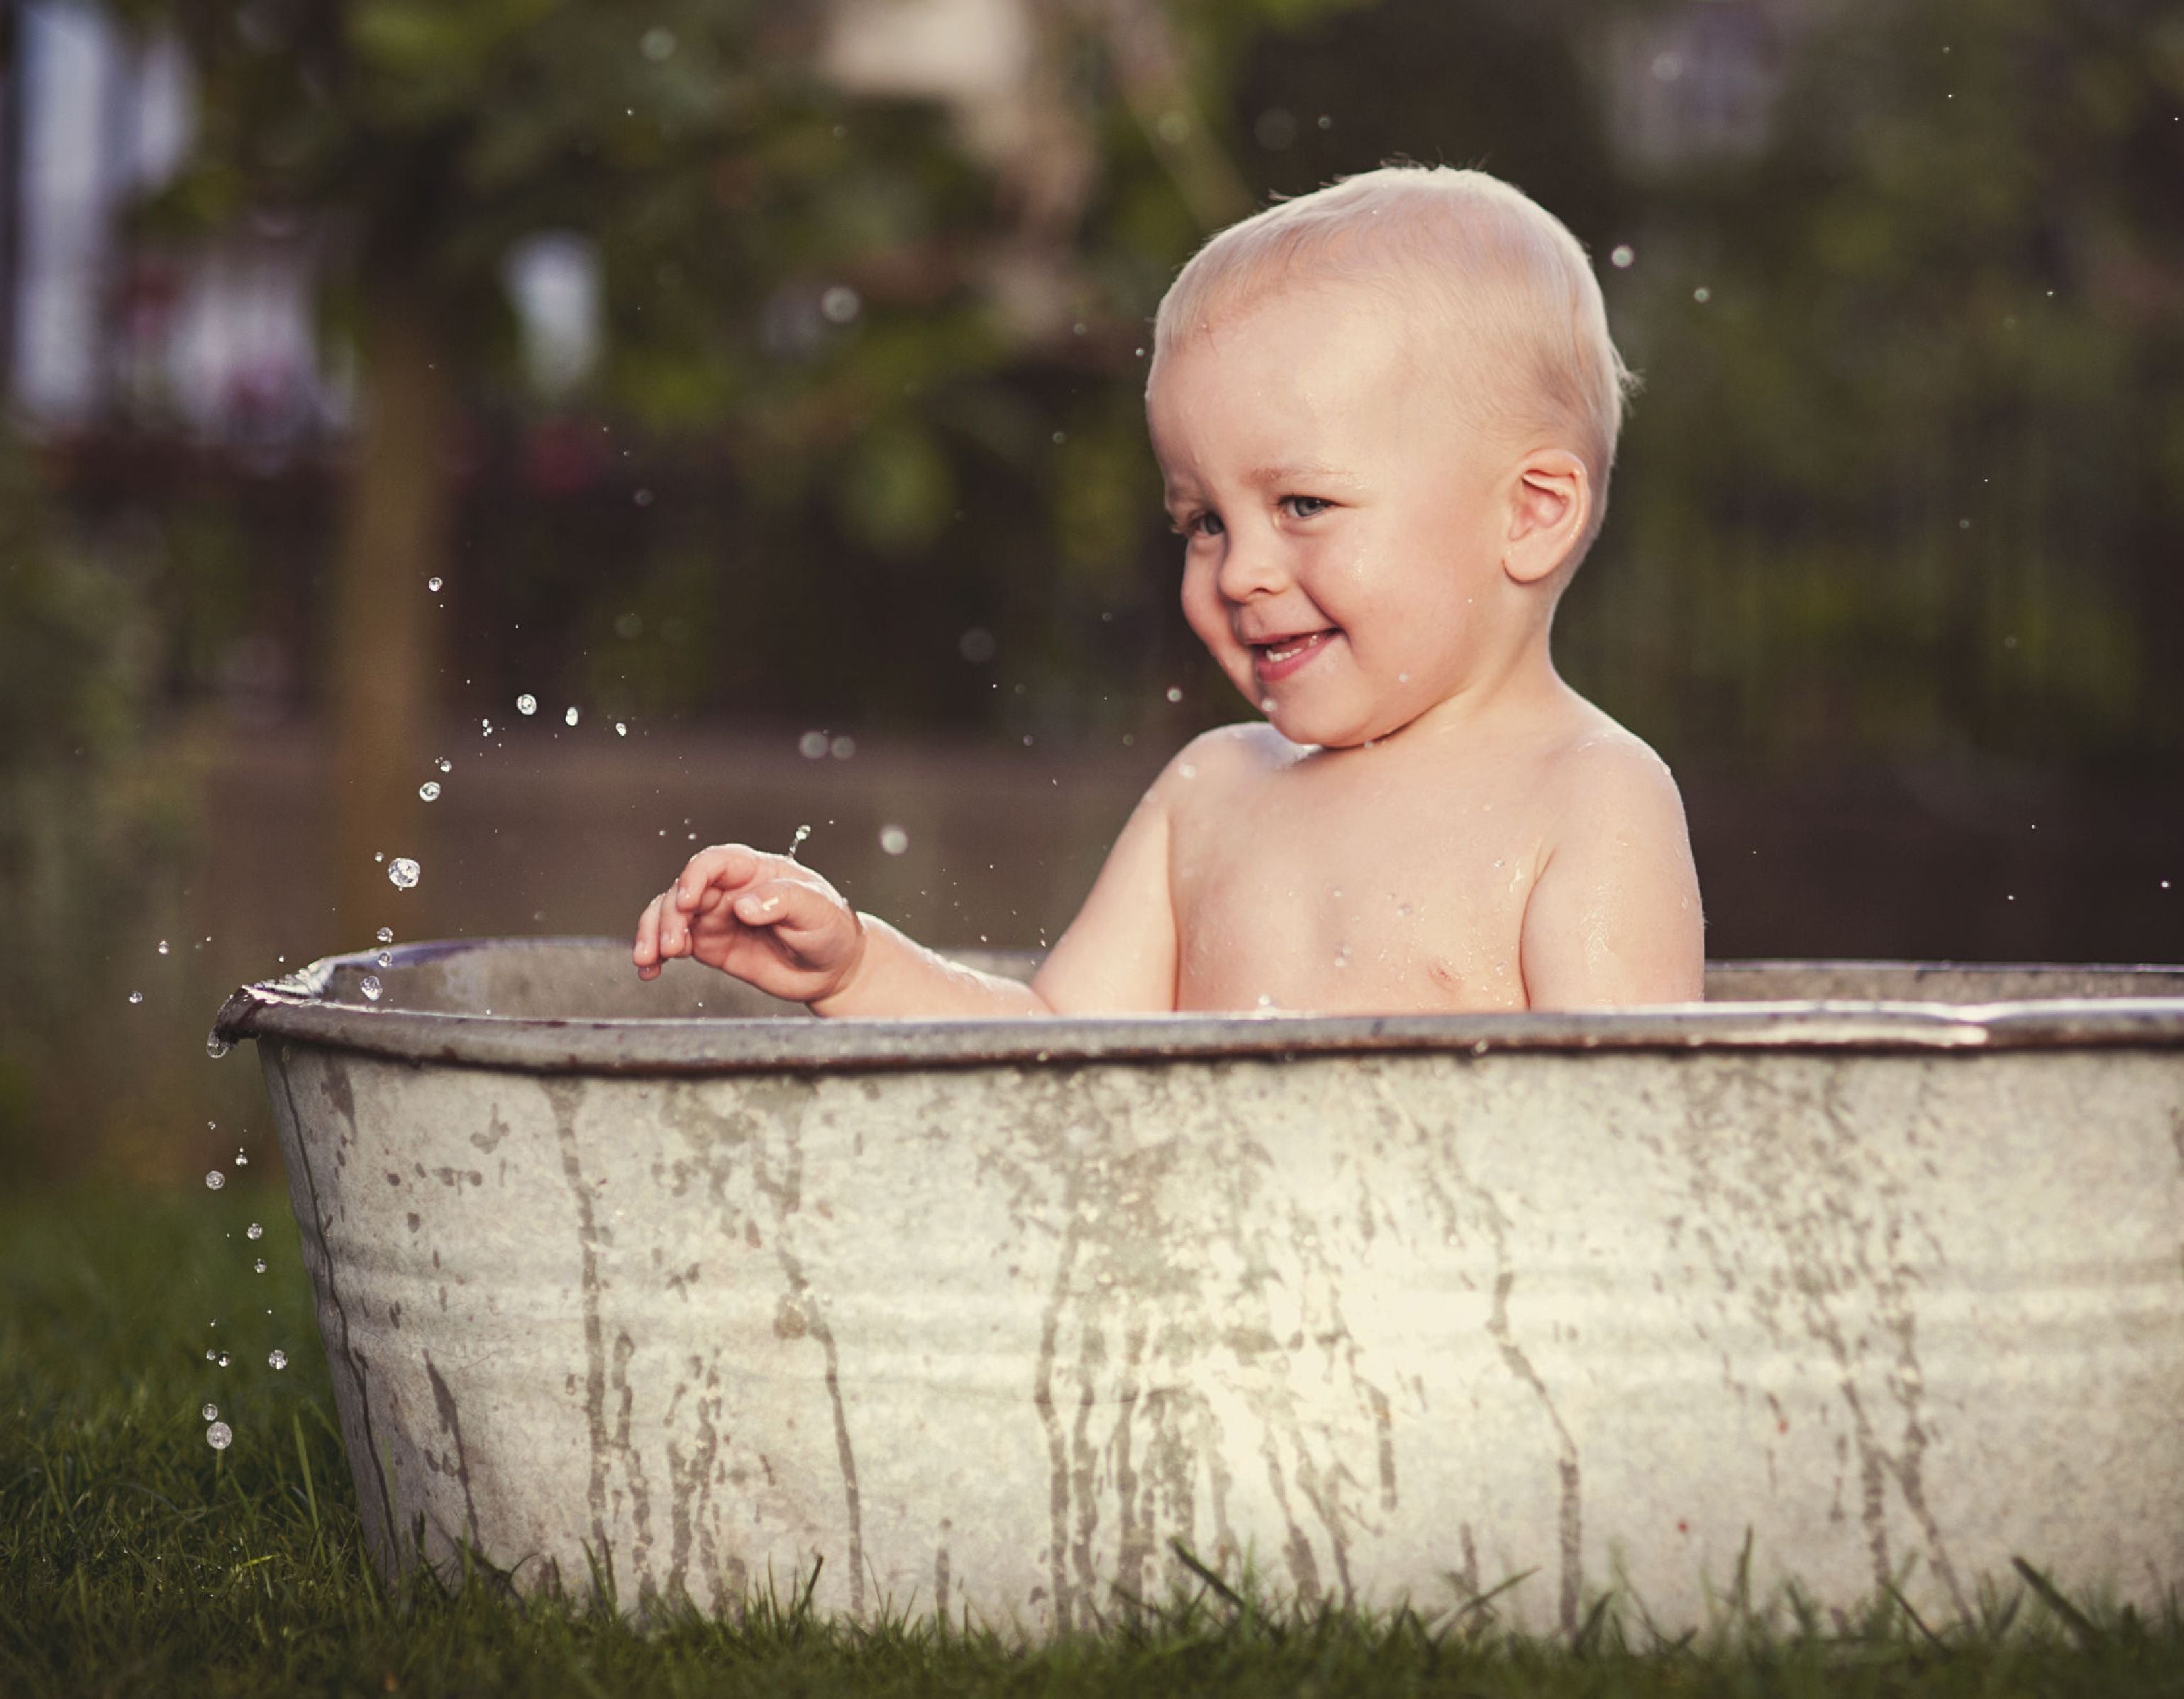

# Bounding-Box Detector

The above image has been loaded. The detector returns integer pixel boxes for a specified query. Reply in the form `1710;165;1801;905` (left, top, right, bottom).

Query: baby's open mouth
1249;629;1337;676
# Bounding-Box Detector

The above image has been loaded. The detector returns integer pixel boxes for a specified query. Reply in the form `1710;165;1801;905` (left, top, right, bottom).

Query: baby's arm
632;768;1180;1017
1519;741;1704;1008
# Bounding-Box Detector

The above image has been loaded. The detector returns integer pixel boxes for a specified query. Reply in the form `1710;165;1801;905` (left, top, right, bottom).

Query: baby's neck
1353;643;1572;755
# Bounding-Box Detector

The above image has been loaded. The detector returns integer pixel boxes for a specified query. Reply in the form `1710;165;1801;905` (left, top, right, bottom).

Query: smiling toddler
634;165;1703;1013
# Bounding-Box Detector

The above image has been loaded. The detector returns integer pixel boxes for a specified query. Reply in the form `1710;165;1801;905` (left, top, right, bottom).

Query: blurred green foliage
59;0;2184;763
0;433;196;1178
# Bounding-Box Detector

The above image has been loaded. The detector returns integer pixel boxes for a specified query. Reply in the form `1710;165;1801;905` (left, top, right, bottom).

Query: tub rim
209;936;2184;1076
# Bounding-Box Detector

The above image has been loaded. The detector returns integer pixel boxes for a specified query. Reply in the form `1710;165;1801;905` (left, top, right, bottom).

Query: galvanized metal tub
211;941;2184;1635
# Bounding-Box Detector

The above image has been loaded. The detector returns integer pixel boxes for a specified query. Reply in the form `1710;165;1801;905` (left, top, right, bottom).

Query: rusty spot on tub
406;1213;421;1232
471;1109;511;1155
745;1219;762;1249
773;1295;809;1339
386;1172;401;1187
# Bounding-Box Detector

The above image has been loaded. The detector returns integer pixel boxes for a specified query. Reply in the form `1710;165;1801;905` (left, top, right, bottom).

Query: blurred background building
1;0;2180;1180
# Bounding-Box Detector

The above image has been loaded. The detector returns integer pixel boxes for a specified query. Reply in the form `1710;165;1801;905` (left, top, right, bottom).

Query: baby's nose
1215;529;1288;600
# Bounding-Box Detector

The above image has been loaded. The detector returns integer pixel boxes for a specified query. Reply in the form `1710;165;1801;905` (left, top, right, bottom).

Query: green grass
4;1188;2180;1698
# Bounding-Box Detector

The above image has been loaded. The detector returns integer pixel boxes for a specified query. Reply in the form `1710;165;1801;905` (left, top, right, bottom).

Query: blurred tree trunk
330;275;452;943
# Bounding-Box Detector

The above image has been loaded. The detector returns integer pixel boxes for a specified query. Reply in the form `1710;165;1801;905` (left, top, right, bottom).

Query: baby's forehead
1170;253;1517;375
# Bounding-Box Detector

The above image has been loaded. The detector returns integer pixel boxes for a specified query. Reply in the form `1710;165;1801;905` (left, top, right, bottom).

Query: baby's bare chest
1168;771;1545;1014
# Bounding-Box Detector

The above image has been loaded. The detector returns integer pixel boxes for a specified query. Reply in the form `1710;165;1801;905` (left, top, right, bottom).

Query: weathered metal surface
218;941;2184;1635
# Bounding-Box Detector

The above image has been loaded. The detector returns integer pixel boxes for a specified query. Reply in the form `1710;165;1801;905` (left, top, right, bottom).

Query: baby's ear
1502;450;1589;585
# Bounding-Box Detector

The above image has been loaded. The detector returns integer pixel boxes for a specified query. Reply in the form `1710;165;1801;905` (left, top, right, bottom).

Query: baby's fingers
676;843;763;910
731;878;849;948
633;892;670;977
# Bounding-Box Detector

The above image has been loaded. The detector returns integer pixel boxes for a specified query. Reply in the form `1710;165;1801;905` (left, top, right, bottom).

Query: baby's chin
1263;699;1429;751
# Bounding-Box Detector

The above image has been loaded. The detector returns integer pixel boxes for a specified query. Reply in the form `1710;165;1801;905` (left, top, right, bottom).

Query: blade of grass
2012;1556;2102;1649
1884;1580;1949;1652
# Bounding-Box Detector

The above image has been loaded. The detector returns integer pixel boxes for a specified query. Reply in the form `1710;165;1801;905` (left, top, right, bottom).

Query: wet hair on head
1152;164;1637;560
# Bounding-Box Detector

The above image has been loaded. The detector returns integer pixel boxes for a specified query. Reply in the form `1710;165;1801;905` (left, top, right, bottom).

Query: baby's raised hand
632;844;865;1006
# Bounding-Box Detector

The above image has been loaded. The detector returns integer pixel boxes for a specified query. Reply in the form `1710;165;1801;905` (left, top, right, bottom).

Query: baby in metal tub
634;165;1703;1014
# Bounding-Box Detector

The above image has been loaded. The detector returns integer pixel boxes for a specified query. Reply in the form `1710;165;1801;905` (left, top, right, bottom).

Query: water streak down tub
212;941;2184;1634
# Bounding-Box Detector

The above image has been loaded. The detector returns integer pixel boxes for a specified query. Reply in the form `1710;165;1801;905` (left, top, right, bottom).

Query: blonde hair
1151;165;1636;560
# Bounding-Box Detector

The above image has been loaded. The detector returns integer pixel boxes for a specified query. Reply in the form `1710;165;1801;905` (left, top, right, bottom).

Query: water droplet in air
377;952;392;968
428;576;444;593
516;694;538;716
254;1259;267;1274
234;1149;248;1166
215;1352;231;1368
128;990;145;1005
879;824;909;856
788;824;812;858
830;735;855;759
418;782;441;802
799;731;828;759
1165;686;1182;702
373;851;384;862
157;939;170;956
820;285;862;324
205;1349;217;1361
481;719;492;734
565;706;580;726
615;722;628;737
206;1171;226;1190
247;1222;263;1240
1610;244;1635;269
376;926;394;944
206;1033;232;1059
206;1421;233;1450
360;975;383;1002
268;1349;288;1371
202;1402;219;1421
387;858;421;890
1693;286;1712;304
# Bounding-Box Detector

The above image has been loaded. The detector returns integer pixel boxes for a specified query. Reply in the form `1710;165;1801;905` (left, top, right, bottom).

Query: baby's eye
1170;510;1225;539
1280;495;1331;520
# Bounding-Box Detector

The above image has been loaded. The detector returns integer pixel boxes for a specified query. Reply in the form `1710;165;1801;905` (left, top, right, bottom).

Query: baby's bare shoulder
1165;721;1300;784
1539;709;1688;848
1148;721;1302;834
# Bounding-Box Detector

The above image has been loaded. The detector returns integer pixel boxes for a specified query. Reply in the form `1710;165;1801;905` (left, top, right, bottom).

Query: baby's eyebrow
1246;462;1356;487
